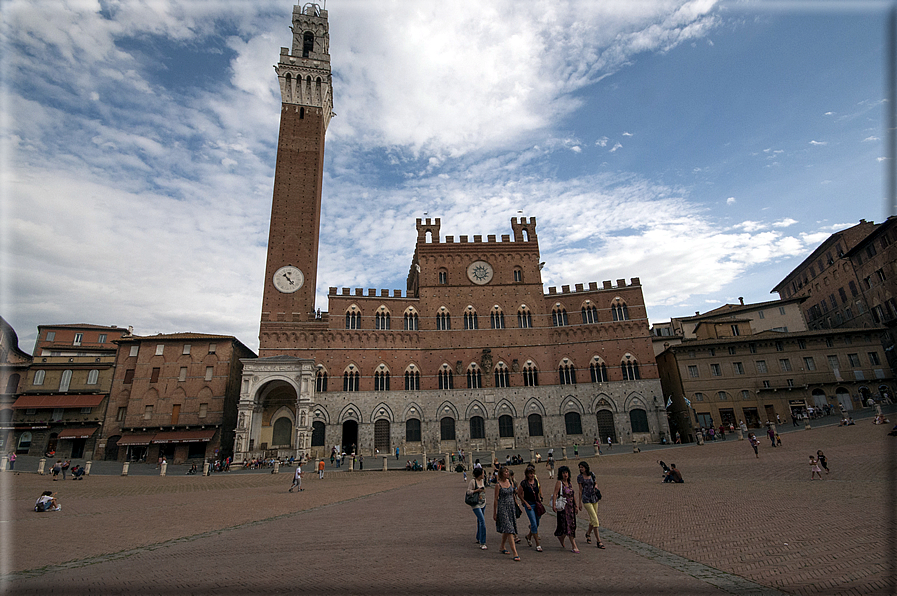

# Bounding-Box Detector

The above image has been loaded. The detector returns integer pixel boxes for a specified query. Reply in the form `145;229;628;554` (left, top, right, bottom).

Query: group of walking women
466;461;604;561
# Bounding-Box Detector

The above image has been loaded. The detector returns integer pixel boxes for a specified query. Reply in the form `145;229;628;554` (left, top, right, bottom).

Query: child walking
809;455;823;480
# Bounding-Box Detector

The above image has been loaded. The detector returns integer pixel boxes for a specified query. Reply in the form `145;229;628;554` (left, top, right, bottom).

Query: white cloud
609;142;623;153
595;137;609;147
771;218;798;228
622;131;633;136
863;136;880;142
726;197;736;205
809;140;827;146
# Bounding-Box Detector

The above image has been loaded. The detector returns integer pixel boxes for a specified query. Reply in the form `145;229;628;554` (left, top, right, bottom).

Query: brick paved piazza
1;421;894;595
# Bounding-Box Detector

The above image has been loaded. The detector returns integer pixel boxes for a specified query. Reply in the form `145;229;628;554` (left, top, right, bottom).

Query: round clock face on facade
273;265;305;293
467;260;494;285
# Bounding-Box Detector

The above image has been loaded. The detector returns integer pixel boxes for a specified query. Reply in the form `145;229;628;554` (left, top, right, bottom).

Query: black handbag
465;492;480;506
515;503;522;518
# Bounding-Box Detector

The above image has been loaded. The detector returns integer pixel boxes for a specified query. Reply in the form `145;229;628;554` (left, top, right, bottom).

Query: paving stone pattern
1;421;894;595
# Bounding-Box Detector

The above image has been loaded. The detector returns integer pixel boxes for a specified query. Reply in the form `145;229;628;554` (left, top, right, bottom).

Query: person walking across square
289;464;303;492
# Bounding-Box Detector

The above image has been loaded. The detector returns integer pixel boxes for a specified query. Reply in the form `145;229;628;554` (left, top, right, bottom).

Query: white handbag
554;494;567;511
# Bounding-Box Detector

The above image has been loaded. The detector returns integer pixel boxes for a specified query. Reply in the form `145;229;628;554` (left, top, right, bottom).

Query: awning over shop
12;395;105;409
57;427;98;440
117;433;157;446
151;430;216;444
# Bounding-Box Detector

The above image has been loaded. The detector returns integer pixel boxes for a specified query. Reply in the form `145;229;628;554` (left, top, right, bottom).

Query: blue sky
0;0;892;353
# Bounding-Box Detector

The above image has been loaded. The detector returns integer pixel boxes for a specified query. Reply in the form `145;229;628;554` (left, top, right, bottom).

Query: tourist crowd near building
3;3;895;464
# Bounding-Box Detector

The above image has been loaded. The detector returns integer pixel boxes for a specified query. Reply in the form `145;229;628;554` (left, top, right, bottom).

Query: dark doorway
596;410;616;444
374;419;390;451
341;420;358;454
105;436;120;461
46;433;58;455
70;439;86;459
311;421;325;446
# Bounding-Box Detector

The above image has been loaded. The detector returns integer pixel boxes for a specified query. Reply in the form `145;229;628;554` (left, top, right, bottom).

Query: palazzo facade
233;3;670;463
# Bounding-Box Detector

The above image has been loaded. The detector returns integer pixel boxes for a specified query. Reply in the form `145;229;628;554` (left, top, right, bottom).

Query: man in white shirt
289;465;303;492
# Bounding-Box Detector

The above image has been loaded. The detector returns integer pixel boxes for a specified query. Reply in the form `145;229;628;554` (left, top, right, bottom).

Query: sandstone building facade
235;3;670;463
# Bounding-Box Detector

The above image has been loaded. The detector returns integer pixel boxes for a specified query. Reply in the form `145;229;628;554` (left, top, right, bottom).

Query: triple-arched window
438;365;454;389
621;359;641;380
375;309;390;330
436;309;451;330
522;362;539;387
467;365;482;389
316;370;328;392
552;306;568;327
582;304;598;324
343;369;359;391
517;307;533;329
558;361;576;385
374;369;390;391
494;363;510;388
464;308;478;330
345;306;361;330
404;309;419;331
590;358;609;383
490;307;505;329
404;367;420;390
612;302;630;321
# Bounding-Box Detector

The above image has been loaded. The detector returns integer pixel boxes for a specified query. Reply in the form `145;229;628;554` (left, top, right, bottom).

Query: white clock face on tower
467;260;494;285
273;266;305;293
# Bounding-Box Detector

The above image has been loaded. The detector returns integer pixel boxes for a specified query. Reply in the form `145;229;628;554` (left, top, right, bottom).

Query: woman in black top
517;465;544;551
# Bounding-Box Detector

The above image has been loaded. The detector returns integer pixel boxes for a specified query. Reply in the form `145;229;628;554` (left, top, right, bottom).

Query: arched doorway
272;417;293;448
311;421;325;447
342;420;358;454
835;387;852;411
374;419;390;452
811;389;827;408
596;410;616;444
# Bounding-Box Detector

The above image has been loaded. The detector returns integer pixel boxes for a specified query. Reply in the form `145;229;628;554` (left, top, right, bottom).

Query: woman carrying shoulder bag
553;465;580;553
466;467;488;550
577;461;605;549
493;466;521;561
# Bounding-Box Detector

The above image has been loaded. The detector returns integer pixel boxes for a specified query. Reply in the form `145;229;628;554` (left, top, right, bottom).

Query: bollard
632;438;639;453
529;448;535;464
203;461;210;476
0;455;7;472
273;461;281;475
490;450;496;468
347;455;354;472
695;430;704;445
160;461;167;476
736;427;744;441
85;461;92;475
122;461;130;476
561;446;567;460
382;455;388;472
804;416;812;430
38;458;46;475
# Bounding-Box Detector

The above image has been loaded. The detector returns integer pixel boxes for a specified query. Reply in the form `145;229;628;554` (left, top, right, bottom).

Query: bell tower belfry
260;2;332;345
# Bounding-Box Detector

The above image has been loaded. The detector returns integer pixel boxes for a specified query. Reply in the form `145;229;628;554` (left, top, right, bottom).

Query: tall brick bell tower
259;3;332;354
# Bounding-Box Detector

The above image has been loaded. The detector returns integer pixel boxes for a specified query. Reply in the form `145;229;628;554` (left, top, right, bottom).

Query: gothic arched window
552;306;568;327
589;359;608;383
581;304;598;324
522;362;539;387
517;307;533;329
558;362;576;385
490;307;505;329
374;369;390;391
438;365;454;390
494;363;510;388
464;309;479;330
404;309;419;331
345;307;361;330
467;365;482;389
621;359;641;381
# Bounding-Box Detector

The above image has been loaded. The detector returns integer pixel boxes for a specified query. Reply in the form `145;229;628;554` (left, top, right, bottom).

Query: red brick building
0;317;32;454
234;3;669;463
98;333;255;464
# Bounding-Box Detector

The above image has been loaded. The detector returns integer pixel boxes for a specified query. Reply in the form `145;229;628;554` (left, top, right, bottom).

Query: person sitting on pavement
71;465;85;480
658;460;670;479
34;490;60;512
663;464;684;483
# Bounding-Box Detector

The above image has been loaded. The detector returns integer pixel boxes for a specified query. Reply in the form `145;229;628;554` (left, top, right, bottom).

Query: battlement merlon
546;277;642;296
511;217;537;242
416;218;441;243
